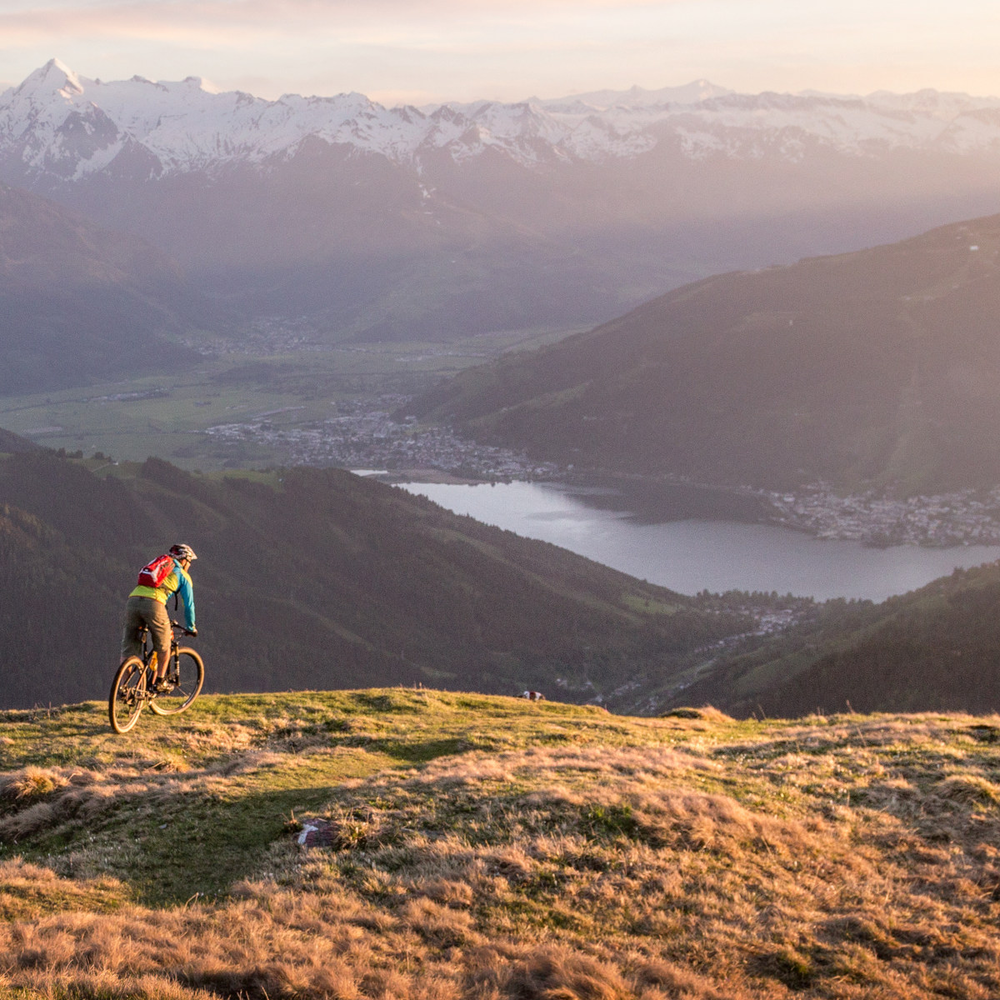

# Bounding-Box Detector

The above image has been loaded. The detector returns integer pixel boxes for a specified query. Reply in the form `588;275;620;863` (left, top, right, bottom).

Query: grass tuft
937;772;1000;805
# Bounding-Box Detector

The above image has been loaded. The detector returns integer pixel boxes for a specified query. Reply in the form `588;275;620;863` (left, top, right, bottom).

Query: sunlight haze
1;0;998;102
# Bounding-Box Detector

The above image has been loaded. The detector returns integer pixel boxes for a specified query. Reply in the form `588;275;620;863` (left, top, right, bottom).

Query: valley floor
4;329;999;549
1;690;998;999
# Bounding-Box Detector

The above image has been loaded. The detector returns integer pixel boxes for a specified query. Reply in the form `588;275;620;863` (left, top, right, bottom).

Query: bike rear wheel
109;656;151;733
149;647;205;716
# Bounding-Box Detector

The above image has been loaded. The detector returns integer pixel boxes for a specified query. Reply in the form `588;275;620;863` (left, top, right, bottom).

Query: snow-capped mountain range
4;58;1000;344
4;58;1000;182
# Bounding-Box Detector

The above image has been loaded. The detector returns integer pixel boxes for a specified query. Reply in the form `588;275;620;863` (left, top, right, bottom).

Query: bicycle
109;621;205;734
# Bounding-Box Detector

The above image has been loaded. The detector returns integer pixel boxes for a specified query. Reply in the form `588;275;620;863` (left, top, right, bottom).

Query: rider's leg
143;600;173;683
120;595;147;662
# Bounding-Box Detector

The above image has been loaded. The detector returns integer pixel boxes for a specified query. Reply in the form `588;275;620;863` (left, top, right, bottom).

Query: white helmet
169;543;198;561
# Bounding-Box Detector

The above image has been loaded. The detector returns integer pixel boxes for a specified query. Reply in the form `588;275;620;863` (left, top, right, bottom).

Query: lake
397;480;1000;601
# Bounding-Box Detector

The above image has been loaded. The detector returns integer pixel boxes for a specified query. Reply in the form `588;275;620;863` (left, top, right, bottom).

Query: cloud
0;0;674;34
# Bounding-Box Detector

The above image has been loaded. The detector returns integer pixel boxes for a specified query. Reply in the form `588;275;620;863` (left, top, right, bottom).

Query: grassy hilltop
1;689;999;999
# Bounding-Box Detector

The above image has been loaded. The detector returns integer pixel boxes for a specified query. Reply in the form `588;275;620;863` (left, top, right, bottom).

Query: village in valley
203;395;560;482
766;484;1000;547
203;396;1000;548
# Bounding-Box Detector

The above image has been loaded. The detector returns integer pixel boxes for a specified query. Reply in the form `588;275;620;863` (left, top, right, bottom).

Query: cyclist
120;543;198;691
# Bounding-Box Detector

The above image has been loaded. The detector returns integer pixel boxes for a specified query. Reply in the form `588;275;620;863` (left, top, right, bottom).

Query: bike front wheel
109;656;151;733
149;647;205;716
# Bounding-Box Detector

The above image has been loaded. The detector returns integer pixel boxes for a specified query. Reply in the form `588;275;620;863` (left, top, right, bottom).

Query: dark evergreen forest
667;563;1000;717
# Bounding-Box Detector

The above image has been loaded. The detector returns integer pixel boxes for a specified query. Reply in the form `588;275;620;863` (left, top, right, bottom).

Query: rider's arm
174;565;196;632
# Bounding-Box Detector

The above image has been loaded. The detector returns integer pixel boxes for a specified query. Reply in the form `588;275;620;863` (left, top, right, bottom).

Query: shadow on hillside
374;736;469;764
133;784;338;906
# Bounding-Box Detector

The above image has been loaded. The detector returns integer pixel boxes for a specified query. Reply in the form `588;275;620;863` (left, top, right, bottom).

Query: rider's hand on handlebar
187;627;197;637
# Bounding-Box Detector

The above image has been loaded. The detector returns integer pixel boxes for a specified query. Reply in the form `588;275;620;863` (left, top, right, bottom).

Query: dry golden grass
1;693;999;998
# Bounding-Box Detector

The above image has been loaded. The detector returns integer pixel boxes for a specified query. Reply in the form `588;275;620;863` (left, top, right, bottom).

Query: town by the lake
203;396;1000;549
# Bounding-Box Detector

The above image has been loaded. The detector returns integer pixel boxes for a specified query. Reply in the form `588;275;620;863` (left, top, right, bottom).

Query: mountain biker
120;543;198;692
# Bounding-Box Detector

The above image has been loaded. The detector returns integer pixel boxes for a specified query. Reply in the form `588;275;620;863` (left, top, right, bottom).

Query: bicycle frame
109;621;205;733
138;621;183;675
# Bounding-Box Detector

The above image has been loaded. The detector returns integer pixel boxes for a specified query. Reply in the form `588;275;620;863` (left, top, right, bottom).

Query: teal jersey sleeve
170;561;196;631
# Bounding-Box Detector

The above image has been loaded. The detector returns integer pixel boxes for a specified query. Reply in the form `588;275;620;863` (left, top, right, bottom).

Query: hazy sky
1;0;999;106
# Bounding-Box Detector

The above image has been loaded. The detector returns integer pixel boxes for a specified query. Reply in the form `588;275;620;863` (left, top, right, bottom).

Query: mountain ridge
6;60;1000;340
407;212;1000;493
7;60;1000;179
0;182;210;393
652;558;1000;719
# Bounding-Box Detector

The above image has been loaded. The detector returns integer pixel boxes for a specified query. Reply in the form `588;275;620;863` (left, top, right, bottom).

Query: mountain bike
109;621;205;734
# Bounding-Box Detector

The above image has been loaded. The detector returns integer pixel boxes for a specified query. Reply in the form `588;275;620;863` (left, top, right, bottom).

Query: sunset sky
1;0;998;105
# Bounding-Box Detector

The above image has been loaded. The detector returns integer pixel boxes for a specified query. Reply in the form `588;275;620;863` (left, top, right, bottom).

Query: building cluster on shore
206;400;1000;548
205;397;558;480
767;484;1000;547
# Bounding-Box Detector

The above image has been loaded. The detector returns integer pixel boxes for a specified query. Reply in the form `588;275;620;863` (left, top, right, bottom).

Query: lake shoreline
382;468;1000;550
395;479;1000;601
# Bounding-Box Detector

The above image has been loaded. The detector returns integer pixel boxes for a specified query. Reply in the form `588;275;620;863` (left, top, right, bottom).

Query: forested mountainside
0;447;753;710
409;213;1000;493
652;560;1000;718
5;61;1000;336
0;184;210;394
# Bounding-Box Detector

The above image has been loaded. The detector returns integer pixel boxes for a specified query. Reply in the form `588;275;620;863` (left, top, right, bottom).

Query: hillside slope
0;448;751;710
410;214;1000;492
0;184;210;394
662;560;1000;718
0;426;40;453
1;691;998;999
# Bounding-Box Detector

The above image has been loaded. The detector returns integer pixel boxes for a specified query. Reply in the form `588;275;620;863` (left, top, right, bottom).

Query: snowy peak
4;61;1000;184
537;80;733;112
18;57;85;99
864;88;1000;118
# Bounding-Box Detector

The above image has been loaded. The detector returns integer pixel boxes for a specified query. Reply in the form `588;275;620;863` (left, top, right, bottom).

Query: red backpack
137;554;175;588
